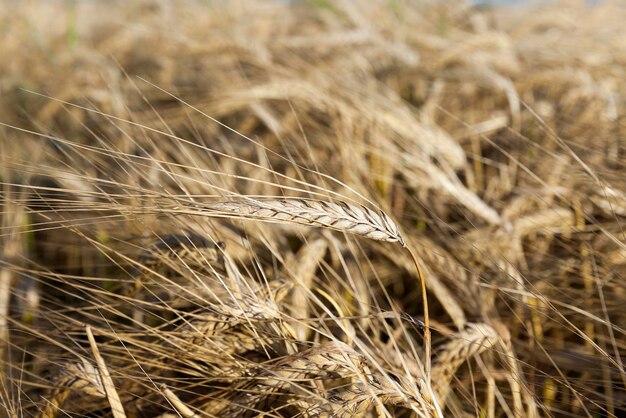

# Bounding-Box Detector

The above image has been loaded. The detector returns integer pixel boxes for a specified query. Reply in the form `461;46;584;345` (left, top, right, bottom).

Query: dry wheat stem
161;384;200;418
86;326;127;418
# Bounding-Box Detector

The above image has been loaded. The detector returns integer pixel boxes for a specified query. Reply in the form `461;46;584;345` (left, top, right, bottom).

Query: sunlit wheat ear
39;359;105;418
431;323;500;405
203;198;405;245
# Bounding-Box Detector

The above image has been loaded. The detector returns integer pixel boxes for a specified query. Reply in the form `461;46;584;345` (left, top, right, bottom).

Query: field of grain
0;1;625;417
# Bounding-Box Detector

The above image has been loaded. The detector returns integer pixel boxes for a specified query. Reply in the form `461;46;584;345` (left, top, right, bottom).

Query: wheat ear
39;359;105;418
39;387;70;418
201;198;404;245
431;323;499;404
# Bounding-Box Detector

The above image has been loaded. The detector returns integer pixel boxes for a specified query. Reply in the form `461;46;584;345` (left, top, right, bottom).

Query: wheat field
0;0;625;417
